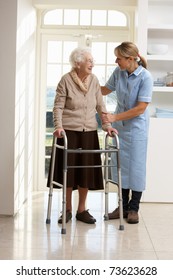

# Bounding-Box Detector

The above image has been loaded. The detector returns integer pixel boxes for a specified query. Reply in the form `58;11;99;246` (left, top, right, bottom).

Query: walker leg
61;146;67;234
46;136;56;225
45;133;69;234
104;181;109;220
104;150;109;220
46;192;53;224
118;193;125;231
61;188;67;234
104;133;124;230
117;155;124;231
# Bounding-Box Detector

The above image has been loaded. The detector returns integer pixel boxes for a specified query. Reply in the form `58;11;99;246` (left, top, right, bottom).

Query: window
43;9;128;27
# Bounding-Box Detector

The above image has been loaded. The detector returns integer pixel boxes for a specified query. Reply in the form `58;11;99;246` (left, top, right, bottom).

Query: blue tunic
105;65;153;191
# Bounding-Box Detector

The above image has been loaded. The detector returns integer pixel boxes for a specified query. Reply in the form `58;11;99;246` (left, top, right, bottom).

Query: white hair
69;47;92;69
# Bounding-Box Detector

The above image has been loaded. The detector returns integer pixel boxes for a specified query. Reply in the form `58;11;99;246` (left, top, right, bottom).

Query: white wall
14;0;36;214
33;0;137;9
0;0;17;215
0;0;36;215
135;0;148;55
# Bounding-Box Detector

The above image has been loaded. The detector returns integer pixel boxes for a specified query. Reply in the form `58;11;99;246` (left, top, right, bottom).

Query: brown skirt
47;130;104;190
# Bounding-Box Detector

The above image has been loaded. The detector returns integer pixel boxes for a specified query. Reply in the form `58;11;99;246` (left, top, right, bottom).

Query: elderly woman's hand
53;128;65;138
106;127;118;137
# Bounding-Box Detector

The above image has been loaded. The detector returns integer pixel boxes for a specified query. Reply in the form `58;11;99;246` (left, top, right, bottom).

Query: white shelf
153;86;173;92
147;55;173;61
150;116;173;120
148;24;173;30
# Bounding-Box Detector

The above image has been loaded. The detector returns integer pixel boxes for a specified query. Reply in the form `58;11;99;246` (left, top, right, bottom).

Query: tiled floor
0;190;173;260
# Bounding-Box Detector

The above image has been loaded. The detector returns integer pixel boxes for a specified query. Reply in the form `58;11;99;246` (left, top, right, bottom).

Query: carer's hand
106;127;118;137
53;128;65;138
102;112;116;123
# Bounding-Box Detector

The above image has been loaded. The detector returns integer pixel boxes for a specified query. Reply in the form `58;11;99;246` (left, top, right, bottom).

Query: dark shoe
76;210;96;224
127;210;139;224
108;207;128;219
58;210;72;224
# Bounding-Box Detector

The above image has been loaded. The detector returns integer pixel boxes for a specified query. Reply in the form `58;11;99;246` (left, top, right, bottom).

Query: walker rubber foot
119;225;124;230
46;218;51;224
61;228;66;234
104;215;109;221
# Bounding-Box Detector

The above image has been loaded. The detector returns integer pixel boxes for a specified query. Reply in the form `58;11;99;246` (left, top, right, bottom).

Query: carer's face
115;52;130;70
79;54;94;75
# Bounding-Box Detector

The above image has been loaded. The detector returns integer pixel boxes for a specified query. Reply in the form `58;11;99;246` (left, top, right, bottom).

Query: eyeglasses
86;59;95;65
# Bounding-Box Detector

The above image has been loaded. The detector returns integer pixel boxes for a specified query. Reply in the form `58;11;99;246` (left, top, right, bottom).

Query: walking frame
46;131;124;234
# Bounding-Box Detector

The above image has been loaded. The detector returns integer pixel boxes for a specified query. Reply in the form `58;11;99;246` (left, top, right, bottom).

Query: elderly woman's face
78;53;94;75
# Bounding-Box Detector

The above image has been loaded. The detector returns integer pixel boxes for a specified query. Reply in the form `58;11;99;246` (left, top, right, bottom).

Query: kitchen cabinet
143;118;173;202
142;0;173;202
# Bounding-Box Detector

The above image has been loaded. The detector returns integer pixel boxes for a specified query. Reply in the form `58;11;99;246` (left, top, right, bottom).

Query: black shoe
58;210;72;224
76;209;96;224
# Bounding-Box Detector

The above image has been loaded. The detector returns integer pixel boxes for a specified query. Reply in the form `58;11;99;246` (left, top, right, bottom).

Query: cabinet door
143;118;173;202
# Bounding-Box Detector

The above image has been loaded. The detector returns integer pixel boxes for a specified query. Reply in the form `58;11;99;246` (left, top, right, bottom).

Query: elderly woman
47;47;117;224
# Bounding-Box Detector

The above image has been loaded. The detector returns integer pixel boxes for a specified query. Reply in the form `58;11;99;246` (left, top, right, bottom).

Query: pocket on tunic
113;120;124;129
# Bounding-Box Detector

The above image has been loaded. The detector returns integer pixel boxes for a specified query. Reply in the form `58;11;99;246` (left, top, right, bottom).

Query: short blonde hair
69;47;92;69
115;41;147;69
